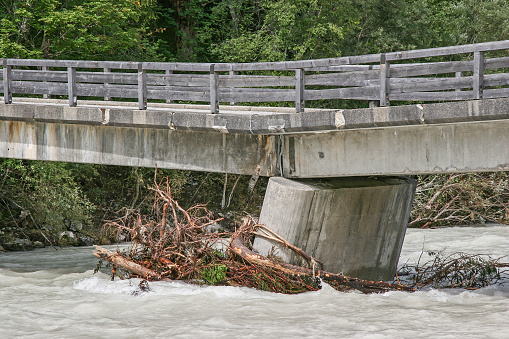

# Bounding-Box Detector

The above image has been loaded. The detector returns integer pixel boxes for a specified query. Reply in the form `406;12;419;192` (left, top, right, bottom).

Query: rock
3;238;34;251
114;233;127;243
59;231;78;246
68;222;83;232
32;241;45;248
0;245;5;252
77;235;95;246
205;222;223;233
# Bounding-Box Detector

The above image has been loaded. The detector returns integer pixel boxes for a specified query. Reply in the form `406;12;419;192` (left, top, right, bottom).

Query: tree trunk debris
92;174;415;294
93;174;507;294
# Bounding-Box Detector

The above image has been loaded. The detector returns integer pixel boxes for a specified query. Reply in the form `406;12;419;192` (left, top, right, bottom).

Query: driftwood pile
93;176;508;294
93;176;413;294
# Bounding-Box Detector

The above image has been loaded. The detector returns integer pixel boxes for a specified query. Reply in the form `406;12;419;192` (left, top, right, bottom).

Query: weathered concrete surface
283;119;509;177
4;97;509;135
252;177;417;281
0;120;278;176
2;98;509;177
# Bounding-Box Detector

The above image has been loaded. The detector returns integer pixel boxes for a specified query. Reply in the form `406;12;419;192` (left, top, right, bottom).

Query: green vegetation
201;264;228;285
1;0;509;249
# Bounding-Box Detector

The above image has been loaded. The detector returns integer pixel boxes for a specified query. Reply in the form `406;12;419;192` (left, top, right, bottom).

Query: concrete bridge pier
252;176;417;281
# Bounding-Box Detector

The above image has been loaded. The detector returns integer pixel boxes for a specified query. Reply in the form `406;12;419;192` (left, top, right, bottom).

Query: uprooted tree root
93;176;506;294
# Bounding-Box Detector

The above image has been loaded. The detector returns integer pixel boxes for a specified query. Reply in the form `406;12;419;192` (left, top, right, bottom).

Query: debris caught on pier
397;251;509;290
93;175;413;294
93;175;507;294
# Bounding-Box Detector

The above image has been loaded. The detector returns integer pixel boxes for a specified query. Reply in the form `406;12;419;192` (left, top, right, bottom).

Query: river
1;225;508;338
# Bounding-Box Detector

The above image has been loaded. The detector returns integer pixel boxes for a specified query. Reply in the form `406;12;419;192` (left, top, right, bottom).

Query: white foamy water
1;225;508;338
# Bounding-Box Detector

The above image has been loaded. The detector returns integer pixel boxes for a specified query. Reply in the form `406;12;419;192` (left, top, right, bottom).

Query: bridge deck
3;96;509;136
3;40;509;177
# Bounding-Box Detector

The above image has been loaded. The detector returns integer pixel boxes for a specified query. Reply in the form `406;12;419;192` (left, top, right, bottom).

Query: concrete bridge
2;40;509;281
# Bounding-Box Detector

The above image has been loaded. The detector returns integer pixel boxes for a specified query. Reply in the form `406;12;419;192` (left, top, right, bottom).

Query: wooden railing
2;40;509;113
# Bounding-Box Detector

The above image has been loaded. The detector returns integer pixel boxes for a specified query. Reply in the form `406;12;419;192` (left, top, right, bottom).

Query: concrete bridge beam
0;120;278;176
283;119;509;178
253;176;417;281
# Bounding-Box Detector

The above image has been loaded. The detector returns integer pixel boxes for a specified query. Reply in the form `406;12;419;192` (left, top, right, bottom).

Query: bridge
2;40;509;281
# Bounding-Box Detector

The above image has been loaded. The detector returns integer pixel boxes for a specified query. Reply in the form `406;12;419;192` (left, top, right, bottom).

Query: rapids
1;225;508;338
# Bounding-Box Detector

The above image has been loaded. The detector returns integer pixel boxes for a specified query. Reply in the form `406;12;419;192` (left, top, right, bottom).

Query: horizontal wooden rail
2;40;509;112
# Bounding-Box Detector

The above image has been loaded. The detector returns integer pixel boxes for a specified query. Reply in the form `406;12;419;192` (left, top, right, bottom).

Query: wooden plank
390;60;472;78
484;73;509;87
67;66;77;107
6;59;140;70
149;73;209;87
389;91;473;101
219;75;295;87
11;69;68;82
305;69;379;86
143;62;211;72
386;40;509;61
389;76;472;93
295;69;304;112
486;56;509;70
226;54;379;71
79;72;137;84
10;69;143;85
304;86;379;101
216;54;381;72
78;83;275;99
220;90;295;102
78;85;138;99
484;87;509;99
304;58;504;74
12;81;68;95
147;88;210;101
473;51;485;100
303;65;375;72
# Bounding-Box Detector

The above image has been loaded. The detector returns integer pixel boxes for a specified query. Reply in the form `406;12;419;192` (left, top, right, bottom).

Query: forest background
1;0;509;248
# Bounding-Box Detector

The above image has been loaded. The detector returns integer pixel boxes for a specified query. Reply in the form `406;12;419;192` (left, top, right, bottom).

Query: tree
212;0;359;62
0;159;95;244
0;0;161;60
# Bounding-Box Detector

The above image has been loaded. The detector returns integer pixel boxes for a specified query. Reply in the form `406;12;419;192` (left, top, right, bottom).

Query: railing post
42;66;50;99
210;64;219;114
295;68;304;113
104;67;111;101
67;66;77;107
379;53;390;107
229;65;236;106
368;64;377;108
3;59;12;104
473;51;485;100
138;62;147;110
165;69;173;104
455;71;463;92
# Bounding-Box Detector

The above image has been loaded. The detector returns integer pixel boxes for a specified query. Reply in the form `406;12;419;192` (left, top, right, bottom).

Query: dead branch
253;224;324;270
229;236;414;293
410;173;509;228
93;246;159;280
